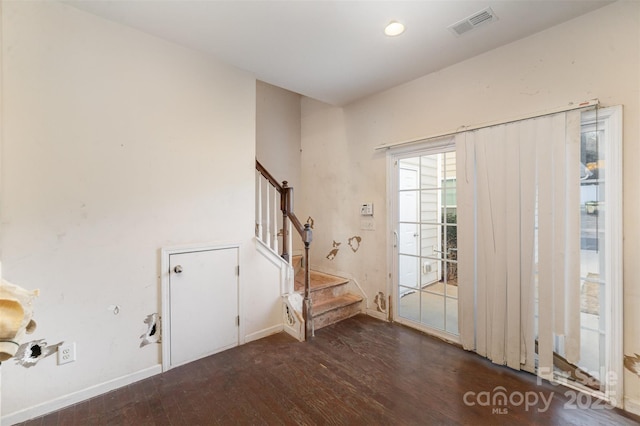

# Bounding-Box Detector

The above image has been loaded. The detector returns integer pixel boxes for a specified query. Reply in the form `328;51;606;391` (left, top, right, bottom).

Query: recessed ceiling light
384;21;405;37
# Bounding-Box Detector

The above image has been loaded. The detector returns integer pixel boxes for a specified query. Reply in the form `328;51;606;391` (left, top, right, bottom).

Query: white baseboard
367;309;389;321
244;324;283;343
624;396;640;416
2;365;162;426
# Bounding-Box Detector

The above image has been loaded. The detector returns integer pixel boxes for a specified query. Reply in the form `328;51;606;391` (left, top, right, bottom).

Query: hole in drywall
624;354;640;376
374;292;387;313
30;344;42;358
140;313;161;348
14;339;63;368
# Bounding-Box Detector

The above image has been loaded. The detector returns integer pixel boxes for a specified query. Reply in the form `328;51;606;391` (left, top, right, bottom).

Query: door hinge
236;315;240;326
236;265;240;276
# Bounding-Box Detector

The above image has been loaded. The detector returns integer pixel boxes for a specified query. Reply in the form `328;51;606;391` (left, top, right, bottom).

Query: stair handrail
255;160;283;193
256;159;313;340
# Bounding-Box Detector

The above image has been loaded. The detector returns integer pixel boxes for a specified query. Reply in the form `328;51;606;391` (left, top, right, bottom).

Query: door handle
173;265;183;274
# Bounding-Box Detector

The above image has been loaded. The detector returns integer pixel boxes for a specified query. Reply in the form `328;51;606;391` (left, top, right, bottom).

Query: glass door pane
396;150;458;337
577;124;605;385
548;107;622;401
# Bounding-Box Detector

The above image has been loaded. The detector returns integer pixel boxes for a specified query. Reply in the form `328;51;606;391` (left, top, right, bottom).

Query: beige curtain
457;110;582;378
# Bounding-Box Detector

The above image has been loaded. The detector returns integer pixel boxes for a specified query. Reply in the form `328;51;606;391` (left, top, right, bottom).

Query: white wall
300;0;640;407
256;81;303;253
256;80;302;191
0;1;268;421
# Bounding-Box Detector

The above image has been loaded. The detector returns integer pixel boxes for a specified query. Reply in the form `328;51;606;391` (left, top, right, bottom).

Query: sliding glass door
388;105;622;406
393;146;459;340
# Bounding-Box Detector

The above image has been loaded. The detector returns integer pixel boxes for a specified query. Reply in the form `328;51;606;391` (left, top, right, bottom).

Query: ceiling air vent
448;7;497;36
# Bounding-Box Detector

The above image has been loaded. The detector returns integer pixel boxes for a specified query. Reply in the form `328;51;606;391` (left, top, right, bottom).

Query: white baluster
256;171;263;240
265;183;271;249
287;220;293;266
272;188;279;253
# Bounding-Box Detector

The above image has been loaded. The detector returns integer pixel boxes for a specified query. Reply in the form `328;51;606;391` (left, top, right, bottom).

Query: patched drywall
325;236;363;260
347;236;362;253
326;240;341;260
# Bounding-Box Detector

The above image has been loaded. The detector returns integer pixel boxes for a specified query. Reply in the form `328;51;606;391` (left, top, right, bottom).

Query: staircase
292;256;363;330
256;159;362;338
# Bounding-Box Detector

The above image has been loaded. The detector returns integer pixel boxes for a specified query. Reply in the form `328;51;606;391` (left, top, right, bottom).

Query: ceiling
64;0;614;106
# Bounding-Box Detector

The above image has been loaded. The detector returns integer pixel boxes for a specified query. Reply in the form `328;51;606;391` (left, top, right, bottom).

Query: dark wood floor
17;315;640;425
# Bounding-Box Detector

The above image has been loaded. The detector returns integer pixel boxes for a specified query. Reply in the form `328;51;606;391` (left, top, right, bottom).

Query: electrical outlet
58;342;76;365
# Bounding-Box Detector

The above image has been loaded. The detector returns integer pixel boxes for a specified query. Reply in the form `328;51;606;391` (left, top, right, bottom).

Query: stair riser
310;284;348;305
313;301;362;330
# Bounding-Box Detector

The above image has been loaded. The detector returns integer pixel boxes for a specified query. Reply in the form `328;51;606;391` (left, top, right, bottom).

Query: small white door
169;248;238;367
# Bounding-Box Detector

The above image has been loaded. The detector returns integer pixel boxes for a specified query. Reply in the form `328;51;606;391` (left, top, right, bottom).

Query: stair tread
295;270;349;292
312;293;363;317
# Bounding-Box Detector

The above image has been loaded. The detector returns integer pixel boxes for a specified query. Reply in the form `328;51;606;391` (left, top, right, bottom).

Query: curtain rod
375;99;599;152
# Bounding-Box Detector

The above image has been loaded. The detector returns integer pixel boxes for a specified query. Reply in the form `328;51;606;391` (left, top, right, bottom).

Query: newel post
302;223;313;340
